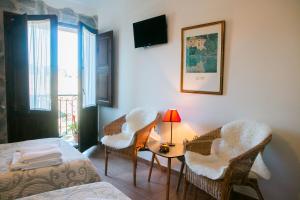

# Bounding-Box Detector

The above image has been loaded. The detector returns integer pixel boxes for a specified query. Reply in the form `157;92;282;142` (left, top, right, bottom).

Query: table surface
147;141;185;158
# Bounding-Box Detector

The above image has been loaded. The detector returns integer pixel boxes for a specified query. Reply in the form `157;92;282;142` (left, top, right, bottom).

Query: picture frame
180;21;225;95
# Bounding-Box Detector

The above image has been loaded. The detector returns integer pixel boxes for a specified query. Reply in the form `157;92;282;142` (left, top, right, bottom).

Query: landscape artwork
181;21;225;95
185;33;218;73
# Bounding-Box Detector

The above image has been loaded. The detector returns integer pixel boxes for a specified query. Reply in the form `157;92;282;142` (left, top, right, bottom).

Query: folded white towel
18;144;59;153
10;152;62;171
19;147;62;163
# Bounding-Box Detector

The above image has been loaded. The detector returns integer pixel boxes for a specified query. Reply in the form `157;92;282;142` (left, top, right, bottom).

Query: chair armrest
185;128;221;155
229;135;272;164
134;114;161;149
224;135;272;182
223;147;262;183
185;140;213;155
103;115;126;136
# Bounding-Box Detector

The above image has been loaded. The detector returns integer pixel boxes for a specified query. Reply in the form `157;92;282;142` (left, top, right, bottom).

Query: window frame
79;23;97;108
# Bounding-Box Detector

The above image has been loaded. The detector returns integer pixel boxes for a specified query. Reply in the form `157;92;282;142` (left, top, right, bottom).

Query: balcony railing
58;95;78;137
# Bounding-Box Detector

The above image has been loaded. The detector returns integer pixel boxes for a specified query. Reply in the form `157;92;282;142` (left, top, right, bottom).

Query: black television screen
133;15;167;48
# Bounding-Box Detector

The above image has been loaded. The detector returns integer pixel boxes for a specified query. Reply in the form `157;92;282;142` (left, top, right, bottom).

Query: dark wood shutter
96;31;113;107
4;12;58;142
4;12;29;112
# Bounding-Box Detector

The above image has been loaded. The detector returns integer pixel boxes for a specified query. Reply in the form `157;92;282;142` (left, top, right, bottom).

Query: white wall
96;0;300;199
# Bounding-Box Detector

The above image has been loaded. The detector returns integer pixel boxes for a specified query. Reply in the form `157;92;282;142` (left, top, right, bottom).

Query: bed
0;138;101;200
17;182;131;200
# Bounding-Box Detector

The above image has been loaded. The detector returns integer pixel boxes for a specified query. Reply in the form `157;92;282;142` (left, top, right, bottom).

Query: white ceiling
43;0;100;15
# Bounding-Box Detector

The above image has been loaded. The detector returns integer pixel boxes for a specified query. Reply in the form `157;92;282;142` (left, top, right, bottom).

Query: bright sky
58;26;78;95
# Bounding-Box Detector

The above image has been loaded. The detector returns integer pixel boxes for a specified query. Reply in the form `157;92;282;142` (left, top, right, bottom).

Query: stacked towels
10;144;63;171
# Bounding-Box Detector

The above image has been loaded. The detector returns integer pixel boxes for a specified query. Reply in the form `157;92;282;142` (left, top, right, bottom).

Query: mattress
0;138;101;200
17;182;131;200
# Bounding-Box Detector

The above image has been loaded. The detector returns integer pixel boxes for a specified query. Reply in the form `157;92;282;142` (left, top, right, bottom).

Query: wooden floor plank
88;146;256;200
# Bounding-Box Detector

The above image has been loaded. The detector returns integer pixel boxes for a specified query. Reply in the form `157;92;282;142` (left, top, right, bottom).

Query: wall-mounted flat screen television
133;15;167;48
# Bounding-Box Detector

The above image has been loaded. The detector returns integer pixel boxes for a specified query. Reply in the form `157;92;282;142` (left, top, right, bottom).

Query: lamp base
168;143;175;147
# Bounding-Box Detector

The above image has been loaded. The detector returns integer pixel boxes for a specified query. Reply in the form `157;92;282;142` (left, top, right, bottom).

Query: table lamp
163;109;181;146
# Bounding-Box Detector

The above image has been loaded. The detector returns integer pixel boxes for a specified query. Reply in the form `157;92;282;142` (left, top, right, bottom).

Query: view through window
57;26;78;143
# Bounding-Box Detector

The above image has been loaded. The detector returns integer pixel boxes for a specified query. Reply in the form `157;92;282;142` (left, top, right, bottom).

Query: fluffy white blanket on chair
101;108;157;149
185;120;272;180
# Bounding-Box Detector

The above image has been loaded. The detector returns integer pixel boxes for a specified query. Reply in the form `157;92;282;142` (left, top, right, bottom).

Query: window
57;25;79;137
27;19;51;110
82;26;96;107
58;26;78;95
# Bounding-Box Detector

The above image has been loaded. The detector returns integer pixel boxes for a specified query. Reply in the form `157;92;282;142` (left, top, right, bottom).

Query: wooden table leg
176;160;185;192
148;153;155;182
166;158;171;200
154;154;162;170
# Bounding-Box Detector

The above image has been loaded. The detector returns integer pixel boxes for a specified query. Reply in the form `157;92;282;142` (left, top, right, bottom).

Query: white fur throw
101;108;157;149
185;120;271;180
148;129;161;142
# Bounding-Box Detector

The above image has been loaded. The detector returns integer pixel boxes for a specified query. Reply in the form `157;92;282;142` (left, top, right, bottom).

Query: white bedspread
17;182;131;200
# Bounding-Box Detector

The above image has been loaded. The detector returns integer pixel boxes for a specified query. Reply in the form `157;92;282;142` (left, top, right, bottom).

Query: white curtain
27;19;51;110
82;26;96;108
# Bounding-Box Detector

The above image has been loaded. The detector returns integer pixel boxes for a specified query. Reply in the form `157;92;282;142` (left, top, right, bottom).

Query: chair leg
105;146;109;176
223;185;232;200
193;186;198;200
132;150;138;186
249;181;264;200
176;161;185;192
183;176;189;200
148;153;155;182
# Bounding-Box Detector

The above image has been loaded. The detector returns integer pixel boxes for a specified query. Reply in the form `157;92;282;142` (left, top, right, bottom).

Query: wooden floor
88;146;255;200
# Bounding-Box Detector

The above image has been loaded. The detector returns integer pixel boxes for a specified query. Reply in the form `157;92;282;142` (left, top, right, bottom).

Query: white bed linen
0;138;100;200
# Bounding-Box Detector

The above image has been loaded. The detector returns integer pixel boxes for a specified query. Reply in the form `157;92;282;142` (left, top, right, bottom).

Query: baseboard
137;155;181;176
98;143;180;176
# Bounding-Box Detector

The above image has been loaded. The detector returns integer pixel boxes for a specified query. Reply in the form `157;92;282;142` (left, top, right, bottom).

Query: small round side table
147;141;185;200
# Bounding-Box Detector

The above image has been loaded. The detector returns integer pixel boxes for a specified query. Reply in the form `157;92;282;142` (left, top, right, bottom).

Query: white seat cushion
185;151;229;180
101;132;134;149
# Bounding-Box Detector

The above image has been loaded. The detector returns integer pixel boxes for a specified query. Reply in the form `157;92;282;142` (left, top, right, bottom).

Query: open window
81;25;97;108
5;11;114;150
96;31;113;107
78;24;114;151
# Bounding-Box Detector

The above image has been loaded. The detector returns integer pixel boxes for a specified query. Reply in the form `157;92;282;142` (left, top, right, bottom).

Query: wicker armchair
183;127;272;200
102;111;160;186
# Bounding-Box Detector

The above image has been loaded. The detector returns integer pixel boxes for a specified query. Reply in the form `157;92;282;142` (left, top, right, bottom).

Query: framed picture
180;21;225;95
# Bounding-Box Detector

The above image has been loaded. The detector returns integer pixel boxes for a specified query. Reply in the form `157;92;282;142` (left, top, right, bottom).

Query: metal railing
58;95;78;137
